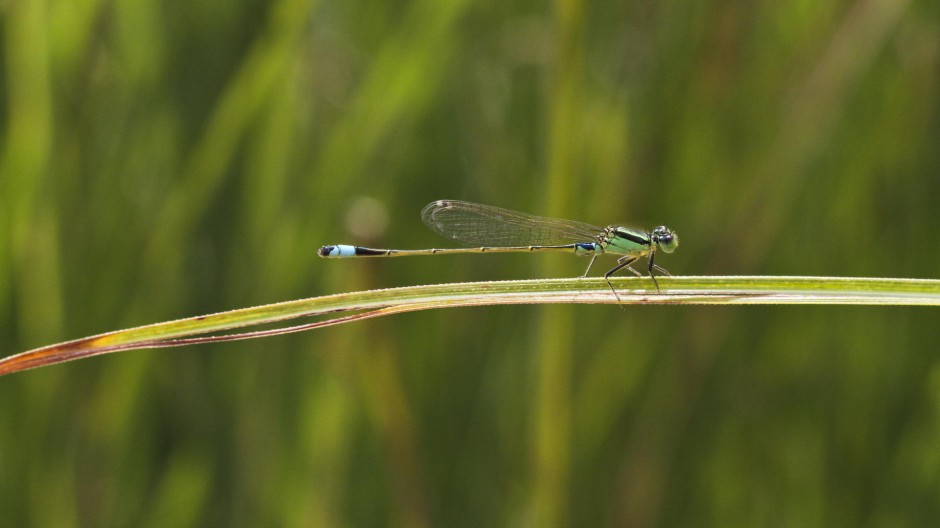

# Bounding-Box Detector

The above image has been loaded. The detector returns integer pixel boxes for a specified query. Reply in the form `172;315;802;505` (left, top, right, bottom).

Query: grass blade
2;275;938;376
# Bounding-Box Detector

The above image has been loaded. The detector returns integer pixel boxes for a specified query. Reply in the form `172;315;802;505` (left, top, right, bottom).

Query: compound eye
654;227;678;253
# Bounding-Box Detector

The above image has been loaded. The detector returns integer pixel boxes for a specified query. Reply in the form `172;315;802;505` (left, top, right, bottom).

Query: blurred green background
2;0;940;525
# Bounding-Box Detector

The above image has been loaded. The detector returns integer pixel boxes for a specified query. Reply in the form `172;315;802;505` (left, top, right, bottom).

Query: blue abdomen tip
319;245;357;257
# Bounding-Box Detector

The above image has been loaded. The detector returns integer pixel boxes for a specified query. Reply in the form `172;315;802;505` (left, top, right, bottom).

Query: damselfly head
651;226;678;253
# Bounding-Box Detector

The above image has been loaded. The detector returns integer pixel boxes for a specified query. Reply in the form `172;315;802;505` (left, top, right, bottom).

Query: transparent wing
420;200;605;247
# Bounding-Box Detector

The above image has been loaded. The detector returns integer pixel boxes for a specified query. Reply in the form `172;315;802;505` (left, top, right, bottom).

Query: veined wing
420;200;605;247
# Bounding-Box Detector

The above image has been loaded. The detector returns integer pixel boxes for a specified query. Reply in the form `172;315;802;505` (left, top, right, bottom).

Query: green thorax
601;227;652;257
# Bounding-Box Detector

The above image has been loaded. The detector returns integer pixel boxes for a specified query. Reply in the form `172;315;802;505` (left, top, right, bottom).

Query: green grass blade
2;275;938;376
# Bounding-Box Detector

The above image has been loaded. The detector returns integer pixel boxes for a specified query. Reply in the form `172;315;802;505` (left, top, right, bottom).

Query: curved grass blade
1;275;939;377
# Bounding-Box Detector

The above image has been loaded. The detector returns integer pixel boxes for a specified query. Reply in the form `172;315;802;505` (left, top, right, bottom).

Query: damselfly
319;200;678;299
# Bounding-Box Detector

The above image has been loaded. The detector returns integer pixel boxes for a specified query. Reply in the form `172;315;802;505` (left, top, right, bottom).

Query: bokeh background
2;0;940;525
